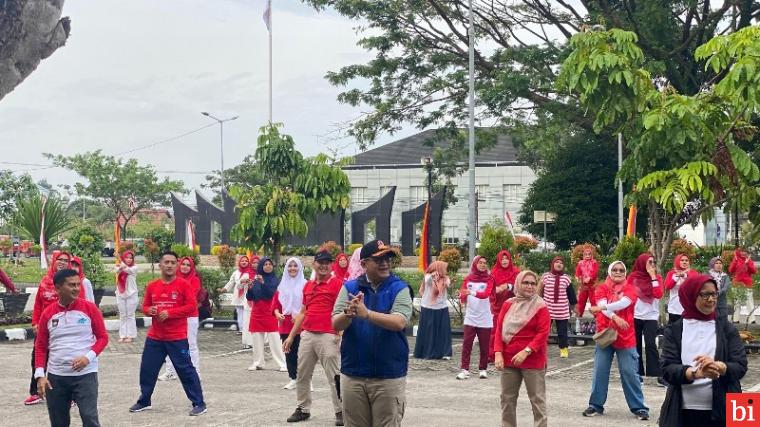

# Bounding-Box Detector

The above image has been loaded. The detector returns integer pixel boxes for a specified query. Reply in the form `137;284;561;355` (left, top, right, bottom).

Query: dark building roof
343;129;520;170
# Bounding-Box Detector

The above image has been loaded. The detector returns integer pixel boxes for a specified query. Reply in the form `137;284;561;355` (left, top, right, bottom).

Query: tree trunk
0;0;70;101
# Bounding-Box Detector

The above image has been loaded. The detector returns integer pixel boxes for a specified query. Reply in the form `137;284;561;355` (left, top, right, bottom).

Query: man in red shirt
129;251;207;416
283;250;344;425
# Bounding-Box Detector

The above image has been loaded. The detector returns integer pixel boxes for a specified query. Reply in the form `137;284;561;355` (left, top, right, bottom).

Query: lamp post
201;112;239;193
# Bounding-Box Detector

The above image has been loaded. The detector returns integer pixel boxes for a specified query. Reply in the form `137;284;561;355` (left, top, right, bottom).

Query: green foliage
14;192;74;244
215;245;237;276
46;150;185;235
170;244;200;266
520;251;571;275
477;221;514;265
0;170;37;225
436;247;463;274
143;227;174;253
67;225;108;289
230;124;350;263
347;243;362;254
612;236;649;270
513;236;539;256
196;267;227;311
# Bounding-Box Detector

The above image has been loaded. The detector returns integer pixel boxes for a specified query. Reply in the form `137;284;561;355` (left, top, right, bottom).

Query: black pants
281;333;300;380
554;319;569;348
29;345;37;396
682;409;719;427
46;373;100;427
634;318;661;377
668;313;682;324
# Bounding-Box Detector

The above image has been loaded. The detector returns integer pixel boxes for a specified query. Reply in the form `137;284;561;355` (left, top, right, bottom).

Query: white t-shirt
420;274;448;310
634;280;661;321
668;274;687;315
464;281;492;328
681;319;716;410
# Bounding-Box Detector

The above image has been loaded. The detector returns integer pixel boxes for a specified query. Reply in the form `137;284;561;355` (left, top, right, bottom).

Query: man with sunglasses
332;240;413;427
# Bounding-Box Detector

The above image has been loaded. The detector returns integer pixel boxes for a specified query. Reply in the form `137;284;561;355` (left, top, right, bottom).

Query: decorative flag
418;201;430;272
263;0;272;32
39;197;48;270
626;205;637;237
186;219;196;251
246;249;254;260
504;210;516;238
114;217;121;282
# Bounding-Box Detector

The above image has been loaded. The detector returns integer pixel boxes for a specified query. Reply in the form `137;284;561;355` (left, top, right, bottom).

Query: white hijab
278;257;307;316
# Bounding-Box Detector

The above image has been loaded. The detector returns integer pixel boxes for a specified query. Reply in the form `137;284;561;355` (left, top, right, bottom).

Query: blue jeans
588;346;648;414
137;338;205;408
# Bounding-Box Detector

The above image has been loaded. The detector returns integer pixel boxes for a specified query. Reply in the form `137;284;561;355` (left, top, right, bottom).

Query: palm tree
13;192;74;244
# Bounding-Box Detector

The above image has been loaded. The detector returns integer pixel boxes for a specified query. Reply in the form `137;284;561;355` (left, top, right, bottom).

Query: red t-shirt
271;291;295;335
142;277;196;341
32;276;86;326
493;301;551;370
594;283;638;349
301;276;343;335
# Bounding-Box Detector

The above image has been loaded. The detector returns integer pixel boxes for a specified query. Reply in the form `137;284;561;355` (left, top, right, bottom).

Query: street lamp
201;111;239;193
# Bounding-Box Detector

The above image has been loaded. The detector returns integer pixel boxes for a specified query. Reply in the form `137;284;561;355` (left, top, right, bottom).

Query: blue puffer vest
340;274;409;379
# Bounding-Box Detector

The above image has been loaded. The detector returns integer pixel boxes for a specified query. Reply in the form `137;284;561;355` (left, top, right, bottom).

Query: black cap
360;239;396;260
314;249;334;262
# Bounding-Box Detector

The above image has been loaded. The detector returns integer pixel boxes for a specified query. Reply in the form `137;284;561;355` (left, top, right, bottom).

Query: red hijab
70;256;86;280
237;255;256;297
466;256;491;283
679;274;717;321
673;254;690;273
627;253;656;303
117;251;135;294
332;253;349;280
491;250;519;286
178;256;198;280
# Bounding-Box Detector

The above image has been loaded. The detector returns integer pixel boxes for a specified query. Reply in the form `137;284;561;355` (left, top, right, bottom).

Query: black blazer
658;318;748;427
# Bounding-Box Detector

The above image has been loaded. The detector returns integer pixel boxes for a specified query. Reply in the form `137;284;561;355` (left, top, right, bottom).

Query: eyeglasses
611;268;626;273
521;281;537;286
698;292;718;300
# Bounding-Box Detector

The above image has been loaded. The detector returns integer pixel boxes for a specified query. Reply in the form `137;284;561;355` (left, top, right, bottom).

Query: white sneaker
479;370;488;379
247;364;259;371
158;372;177;381
228;325;238;331
456;370;470;380
283;379;297;390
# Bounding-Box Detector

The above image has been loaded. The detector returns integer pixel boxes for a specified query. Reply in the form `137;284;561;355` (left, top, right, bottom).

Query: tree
518;133;618;249
67;225;108;288
13;191;74;244
66;198;114;228
556;26;760;266
0;170;37;225
0;0;71;101
202;154;266;204
46;151;185;236
230;124;351;263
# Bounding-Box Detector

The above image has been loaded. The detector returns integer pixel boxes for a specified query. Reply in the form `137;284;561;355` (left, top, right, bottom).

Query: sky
0;0;414;200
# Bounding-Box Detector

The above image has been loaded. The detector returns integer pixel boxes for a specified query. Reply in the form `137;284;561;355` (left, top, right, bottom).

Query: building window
409;186;427;204
351;187;367;204
476;184;489;196
503;184;520;203
443;226;458;244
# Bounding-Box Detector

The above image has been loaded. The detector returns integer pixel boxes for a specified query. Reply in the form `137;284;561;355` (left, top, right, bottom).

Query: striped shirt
540;273;572;320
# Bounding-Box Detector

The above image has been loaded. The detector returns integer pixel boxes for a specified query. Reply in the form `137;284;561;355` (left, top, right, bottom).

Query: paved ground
2;329;759;427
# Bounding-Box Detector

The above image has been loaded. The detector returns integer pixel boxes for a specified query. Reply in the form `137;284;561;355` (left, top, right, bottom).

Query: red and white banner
39;197;48;270
504;210;516;238
186;219;196;251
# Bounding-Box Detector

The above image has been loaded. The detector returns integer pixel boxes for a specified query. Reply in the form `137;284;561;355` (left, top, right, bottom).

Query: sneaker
287;407;310;423
158;372;177;381
582;406;602;417
479;370;488;379
442;356;451;360
335;411;344;426
635;410;649;420
229;324;238;331
656;377;669;388
283;379;297;390
559;348;569;358
456;370;470;380
247;364;261;371
189;405;207;416
129;403;152;413
70;401;76;407
23;395;43;406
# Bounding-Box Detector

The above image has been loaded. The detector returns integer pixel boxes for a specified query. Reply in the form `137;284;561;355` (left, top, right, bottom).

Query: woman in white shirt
658;274;747;426
219;255;257;347
116;251;139;343
413;261;452;360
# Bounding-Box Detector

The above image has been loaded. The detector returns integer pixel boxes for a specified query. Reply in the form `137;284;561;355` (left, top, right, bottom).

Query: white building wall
344;165;536;245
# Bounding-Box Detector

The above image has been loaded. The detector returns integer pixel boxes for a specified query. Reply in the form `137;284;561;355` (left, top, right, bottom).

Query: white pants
242;304;253;346
116;293;138;339
252;331;286;370
734;288;756;323
235;306;245;332
166;317;200;374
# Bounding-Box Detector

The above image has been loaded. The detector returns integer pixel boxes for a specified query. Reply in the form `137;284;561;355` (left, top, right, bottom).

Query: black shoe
287;407;310;423
635;410;649;420
582;406;602;417
335;411;344;426
656;377;669;388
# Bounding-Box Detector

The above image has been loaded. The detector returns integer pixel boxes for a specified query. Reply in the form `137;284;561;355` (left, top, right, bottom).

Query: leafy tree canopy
0;170;37;224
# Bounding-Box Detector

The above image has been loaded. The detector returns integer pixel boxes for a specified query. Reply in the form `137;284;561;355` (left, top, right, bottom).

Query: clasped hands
147;306;170;321
690;355;727;380
343;292;369;320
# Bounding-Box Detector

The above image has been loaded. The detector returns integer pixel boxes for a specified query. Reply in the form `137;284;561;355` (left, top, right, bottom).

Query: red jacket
0;268;17;293
729;256;757;288
142;277;197;341
664;269;699;290
493;302;550;370
594;283;638;350
575;259;599;289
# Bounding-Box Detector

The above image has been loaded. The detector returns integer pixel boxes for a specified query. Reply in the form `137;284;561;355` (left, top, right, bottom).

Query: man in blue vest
332;240;412;427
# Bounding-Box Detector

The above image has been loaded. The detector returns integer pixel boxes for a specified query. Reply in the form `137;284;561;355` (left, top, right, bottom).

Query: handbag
593;327;618;348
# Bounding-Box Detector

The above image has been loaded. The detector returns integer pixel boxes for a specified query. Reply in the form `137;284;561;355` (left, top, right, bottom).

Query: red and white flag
504;210;516;238
263;0;272;32
40;197;48;270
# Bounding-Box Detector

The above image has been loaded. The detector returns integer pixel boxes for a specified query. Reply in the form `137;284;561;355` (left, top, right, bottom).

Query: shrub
216;244;237;274
437;247;463;274
117;241;137;257
612;236;649;270
514;235;539;255
67;226;108;289
670;238;696;260
197;267;227;311
171;243;201;266
143;227;174;252
477;221;515;264
318;241;343;258
520;251;571;275
141;238;161;272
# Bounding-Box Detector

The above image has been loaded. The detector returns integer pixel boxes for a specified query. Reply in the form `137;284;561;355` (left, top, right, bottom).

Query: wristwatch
524;347;532;354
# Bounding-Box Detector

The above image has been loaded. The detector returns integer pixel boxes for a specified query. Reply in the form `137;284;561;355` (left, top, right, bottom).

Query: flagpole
267;0;273;124
467;0;476;262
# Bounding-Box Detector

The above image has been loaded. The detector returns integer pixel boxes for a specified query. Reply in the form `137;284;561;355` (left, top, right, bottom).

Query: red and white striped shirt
540;273;572;320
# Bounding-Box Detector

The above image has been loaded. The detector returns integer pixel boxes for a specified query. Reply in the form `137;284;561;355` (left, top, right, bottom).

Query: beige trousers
296;331;342;413
341;375;406;427
500;367;547;427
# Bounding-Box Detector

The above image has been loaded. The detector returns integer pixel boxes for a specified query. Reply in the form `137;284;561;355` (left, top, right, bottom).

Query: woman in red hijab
116;250;139;343
665;254;698;324
332;253;349;281
658;274;748;426
729;248;757;323
489;250;519;363
70;256;95;303
539;256;576;358
160;256;202;381
628;253;665;383
457;256;495;379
